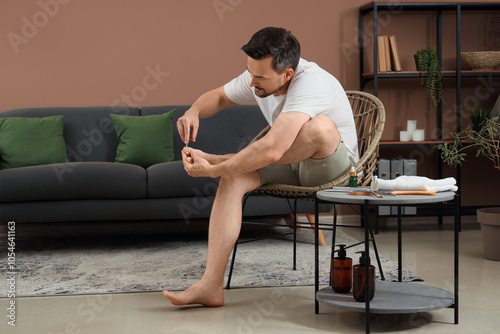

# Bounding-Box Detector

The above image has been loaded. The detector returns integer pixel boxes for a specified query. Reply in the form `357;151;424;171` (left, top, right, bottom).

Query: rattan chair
226;90;386;289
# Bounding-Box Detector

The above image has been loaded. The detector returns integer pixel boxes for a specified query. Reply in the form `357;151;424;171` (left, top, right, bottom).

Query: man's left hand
182;148;217;178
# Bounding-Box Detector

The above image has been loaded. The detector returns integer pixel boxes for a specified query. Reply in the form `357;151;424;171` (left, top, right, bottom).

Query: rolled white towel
378;176;458;192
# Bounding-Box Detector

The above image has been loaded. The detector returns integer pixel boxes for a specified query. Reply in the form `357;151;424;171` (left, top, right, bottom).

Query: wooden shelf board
362;70;500;77
361;1;500;11
380;140;451;147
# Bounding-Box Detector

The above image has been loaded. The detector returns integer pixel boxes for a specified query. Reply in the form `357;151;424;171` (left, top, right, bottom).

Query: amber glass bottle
331;244;352;293
352;251;375;302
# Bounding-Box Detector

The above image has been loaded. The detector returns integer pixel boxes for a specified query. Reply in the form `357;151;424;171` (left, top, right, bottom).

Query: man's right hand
177;86;236;144
177;109;199;144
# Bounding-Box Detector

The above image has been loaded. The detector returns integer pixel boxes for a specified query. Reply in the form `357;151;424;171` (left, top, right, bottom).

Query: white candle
407;120;417;138
412;129;425;141
400;131;410;142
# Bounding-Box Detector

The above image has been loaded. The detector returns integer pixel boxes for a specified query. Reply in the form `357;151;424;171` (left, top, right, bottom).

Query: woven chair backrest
252;90;385;198
346;90;386;186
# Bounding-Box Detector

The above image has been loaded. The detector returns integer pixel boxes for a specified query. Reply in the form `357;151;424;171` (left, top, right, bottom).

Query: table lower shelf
316;281;454;314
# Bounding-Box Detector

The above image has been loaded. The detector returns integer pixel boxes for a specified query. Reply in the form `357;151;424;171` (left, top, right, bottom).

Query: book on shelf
377;35;402;72
384;35;391;71
377;36;387;72
389;35;402;72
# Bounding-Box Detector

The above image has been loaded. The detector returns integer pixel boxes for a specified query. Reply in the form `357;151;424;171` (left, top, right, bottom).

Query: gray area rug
0;226;421;297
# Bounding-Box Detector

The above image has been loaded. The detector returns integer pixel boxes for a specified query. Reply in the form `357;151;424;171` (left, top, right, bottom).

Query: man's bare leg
163;171;262;306
273;114;341;165
163;115;340;306
192;114;340;166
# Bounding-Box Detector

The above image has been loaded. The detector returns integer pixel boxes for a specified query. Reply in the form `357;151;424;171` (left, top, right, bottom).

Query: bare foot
183;148;230;165
183;148;211;163
163;282;224;307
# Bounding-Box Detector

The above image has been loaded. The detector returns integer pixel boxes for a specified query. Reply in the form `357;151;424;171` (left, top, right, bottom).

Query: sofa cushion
110;110;176;168
147;161;219;198
0;162;146;203
0;115;68;169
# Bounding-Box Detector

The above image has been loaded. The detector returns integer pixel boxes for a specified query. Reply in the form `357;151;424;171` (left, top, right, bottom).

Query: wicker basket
461;51;500;71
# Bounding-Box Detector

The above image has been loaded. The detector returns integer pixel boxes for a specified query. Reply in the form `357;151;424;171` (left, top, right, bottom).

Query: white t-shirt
224;58;359;163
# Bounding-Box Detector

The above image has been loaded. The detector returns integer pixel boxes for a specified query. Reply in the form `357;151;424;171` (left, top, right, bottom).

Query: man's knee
218;174;238;190
218;172;261;194
302;115;340;145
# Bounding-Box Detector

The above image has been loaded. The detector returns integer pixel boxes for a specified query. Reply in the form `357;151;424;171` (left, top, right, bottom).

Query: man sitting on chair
163;26;359;307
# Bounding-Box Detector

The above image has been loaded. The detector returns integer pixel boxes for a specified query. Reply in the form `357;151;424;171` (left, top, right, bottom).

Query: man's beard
254;83;286;98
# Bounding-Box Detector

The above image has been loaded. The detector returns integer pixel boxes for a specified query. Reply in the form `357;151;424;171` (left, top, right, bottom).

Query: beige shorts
257;141;353;187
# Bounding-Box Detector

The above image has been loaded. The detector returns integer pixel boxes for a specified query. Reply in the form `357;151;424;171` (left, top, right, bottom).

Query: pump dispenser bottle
331;244;352;293
352;251;375;302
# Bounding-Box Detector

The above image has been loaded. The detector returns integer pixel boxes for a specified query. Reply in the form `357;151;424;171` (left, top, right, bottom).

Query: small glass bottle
352;251;375;302
349;167;357;187
371;175;379;191
331;244;352;293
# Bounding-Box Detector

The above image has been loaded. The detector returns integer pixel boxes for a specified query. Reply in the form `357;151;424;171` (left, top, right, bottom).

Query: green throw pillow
0;115;68;169
110;109;176;168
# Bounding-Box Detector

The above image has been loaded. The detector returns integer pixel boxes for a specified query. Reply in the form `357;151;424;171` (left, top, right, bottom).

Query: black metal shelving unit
359;1;500;217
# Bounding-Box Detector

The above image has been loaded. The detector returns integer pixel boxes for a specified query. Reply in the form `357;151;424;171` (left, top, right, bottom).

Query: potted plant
439;109;500;261
469;107;490;132
438;110;500;170
477;207;500;261
414;47;444;116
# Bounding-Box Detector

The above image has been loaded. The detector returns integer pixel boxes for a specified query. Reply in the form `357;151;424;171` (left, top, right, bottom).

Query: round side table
313;190;459;334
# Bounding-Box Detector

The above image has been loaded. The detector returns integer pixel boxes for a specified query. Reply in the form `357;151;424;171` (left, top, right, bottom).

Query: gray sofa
0;105;318;224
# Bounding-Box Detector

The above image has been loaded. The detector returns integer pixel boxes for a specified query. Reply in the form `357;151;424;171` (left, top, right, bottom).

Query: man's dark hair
241;27;301;73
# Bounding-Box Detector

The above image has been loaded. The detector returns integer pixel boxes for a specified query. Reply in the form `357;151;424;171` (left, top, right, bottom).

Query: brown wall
1;0;499;207
1;0;371;110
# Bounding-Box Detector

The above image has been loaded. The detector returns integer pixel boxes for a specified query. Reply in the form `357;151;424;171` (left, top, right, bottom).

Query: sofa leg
305;213;327;246
287;214;301;230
